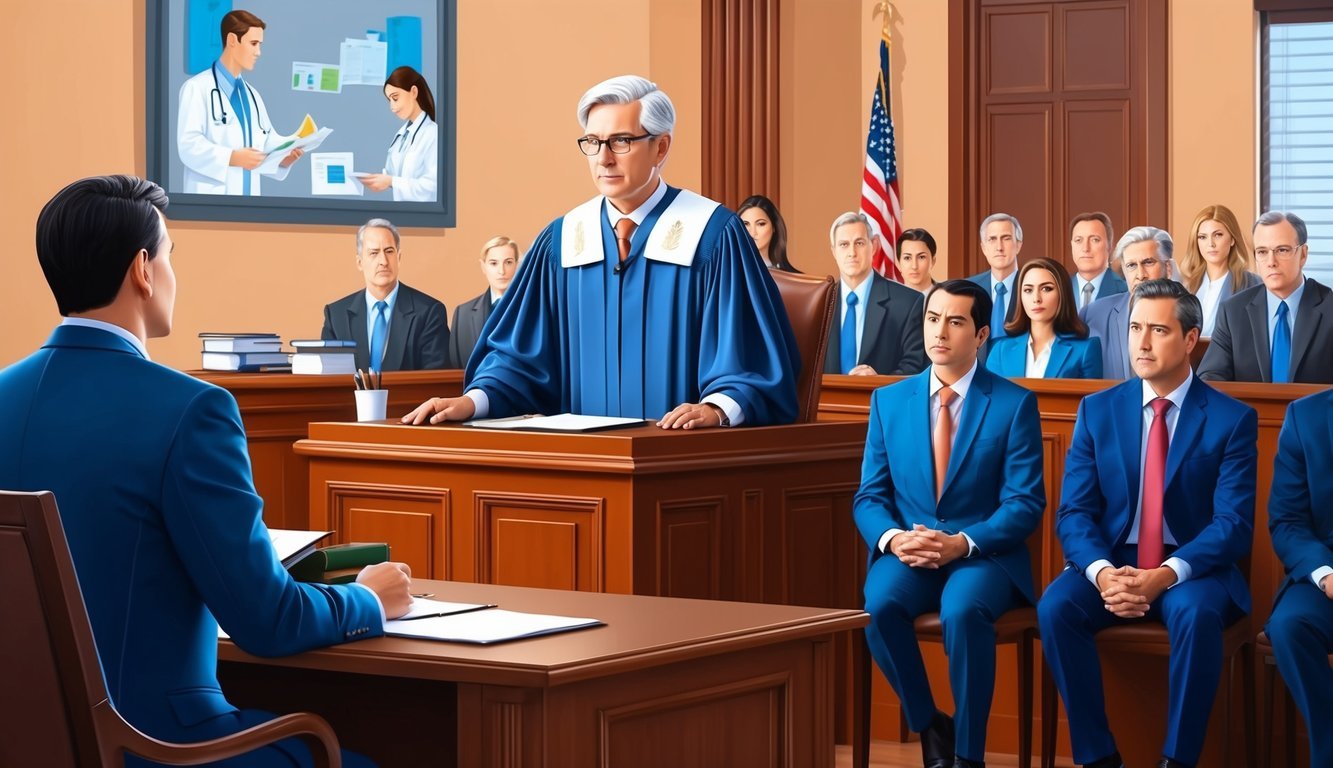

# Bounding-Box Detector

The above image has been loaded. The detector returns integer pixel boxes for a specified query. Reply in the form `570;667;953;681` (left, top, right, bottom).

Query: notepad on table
465;413;646;433
385;608;604;644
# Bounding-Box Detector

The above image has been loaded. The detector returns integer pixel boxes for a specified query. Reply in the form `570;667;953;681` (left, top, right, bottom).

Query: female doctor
357;66;438;202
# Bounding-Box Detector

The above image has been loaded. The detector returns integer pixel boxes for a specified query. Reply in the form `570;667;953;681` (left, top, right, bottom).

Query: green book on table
289;542;389;584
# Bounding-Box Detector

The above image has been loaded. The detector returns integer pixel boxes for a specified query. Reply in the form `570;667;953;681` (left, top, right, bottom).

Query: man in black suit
321;218;449;372
1198;211;1333;384
823;212;926;376
448;235;520;369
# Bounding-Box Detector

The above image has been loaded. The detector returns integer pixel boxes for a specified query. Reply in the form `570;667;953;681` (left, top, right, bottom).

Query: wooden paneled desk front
218;579;868;768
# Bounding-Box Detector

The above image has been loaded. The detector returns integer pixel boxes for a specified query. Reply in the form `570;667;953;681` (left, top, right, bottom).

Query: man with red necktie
1038;279;1258;768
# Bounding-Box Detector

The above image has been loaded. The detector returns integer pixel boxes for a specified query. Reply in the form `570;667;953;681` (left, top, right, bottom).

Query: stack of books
200;333;291;372
288;542;390;584
290;339;357;374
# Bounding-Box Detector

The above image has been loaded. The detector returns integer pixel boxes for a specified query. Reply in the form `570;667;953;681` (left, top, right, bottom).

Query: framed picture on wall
146;0;456;226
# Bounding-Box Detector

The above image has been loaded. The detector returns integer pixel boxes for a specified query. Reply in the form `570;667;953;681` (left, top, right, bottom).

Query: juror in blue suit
0;176;413;767
856;280;1045;768
1038;280;1256;768
1265;389;1333;768
985;258;1103;379
1080;226;1177;381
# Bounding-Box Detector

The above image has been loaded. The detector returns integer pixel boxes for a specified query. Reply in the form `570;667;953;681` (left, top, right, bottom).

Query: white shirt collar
489;289;504;304
60;317;150;360
1141;373;1192;411
605;178;667;228
930;360;979;401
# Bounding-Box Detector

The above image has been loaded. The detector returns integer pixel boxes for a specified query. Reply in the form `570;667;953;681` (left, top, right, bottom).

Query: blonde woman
1179;204;1261;336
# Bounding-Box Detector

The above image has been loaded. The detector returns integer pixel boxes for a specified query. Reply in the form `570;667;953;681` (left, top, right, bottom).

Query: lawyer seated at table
404;75;799;430
321;218;449;373
985;257;1103;379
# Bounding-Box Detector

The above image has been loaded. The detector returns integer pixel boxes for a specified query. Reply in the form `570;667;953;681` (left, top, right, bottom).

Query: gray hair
1113;226;1173;264
829;211;875;246
577;75;676;136
357;218;401;252
978;213;1023;243
1254;211;1308;246
1129;278;1203;336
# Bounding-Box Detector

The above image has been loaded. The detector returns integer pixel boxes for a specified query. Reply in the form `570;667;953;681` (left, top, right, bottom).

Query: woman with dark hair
737;195;799;272
895;227;938;293
986;257;1102;379
356;66;439;202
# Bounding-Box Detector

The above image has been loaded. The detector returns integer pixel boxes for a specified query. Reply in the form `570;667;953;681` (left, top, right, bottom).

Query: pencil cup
354;389;389;422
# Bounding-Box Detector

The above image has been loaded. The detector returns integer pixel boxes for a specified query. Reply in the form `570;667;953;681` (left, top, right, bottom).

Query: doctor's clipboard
463;413;648;433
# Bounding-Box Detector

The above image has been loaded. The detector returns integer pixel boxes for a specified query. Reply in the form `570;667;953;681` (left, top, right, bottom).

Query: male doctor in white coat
177;10;302;195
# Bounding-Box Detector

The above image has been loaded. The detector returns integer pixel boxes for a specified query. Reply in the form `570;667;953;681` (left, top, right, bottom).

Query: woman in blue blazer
986;257;1103;379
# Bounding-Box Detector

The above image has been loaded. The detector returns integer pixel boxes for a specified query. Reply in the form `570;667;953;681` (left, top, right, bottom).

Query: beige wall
0;0;1261;370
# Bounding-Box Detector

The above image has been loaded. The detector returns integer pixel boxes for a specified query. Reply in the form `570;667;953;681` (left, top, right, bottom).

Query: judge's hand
229;148;265;170
657;402;723;430
357;172;393;192
279;147;304;168
402;396;476;425
356;561;413;619
848;364;879;376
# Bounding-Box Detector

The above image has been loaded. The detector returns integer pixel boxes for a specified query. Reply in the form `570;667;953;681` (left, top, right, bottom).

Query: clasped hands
887;523;970;569
1095;564;1178;618
401;396;725;430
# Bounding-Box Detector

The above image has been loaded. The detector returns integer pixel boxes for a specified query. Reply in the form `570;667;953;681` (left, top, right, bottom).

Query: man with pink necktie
1038;279;1257;768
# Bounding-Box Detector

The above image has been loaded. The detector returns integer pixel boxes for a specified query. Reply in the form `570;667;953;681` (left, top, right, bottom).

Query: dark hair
220;10;265;46
1129;278;1204;336
36;175;169;316
1005;257;1089;338
736;195;793;271
896;227;937;258
925;279;993;334
384;66;436;122
1068;211;1115;253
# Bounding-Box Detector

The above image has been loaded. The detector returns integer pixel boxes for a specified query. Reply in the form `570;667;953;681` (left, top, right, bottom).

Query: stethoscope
207;64;271;135
388;116;427;153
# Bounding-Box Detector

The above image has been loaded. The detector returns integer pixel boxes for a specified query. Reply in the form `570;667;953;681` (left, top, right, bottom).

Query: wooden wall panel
327;482;451;580
477;492;605;592
656;497;725;600
986;105;1054;259
1063;101;1131;237
986;7;1053;94
1061;3;1129;91
702;0;780;207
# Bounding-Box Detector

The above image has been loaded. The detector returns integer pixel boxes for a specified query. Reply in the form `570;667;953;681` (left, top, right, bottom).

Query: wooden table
218;579;868;768
192;370;464;529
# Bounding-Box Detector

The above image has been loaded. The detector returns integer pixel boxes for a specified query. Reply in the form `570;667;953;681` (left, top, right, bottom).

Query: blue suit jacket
1268;389;1333;604
0;326;383;744
1072;270;1128;304
1080;293;1132;380
1055;376;1257;611
984;332;1103;379
853;365;1046;602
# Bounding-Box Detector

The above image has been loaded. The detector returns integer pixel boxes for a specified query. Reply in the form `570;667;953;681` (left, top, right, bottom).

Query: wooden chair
854;526;1045;768
1040;561;1257;768
769;270;837;423
0;489;342;767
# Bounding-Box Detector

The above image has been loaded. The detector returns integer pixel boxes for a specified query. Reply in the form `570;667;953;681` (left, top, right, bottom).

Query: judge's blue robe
465;186;800;424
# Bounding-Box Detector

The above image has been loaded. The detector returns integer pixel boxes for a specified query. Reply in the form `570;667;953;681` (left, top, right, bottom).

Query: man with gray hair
321;217;450;372
823;211;926;376
1198;211;1333;383
404;75;798;428
967;213;1023;353
1080;226;1175;379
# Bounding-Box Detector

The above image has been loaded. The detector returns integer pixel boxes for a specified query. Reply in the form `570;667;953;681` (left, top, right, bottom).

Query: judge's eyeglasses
577;133;657;156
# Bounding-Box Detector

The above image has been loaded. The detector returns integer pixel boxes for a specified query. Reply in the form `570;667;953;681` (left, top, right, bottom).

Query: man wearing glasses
404;75;799;429
1080;226;1175;379
1198;211;1333;383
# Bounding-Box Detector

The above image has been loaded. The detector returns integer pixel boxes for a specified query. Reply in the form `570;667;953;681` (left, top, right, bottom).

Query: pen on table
397;604;499;622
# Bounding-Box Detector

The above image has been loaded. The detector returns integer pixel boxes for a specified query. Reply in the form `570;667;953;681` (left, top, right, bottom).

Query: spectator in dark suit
1069;212;1128;311
449;236;520;369
321;218;449;372
1198;211;1333;383
823;212;926;376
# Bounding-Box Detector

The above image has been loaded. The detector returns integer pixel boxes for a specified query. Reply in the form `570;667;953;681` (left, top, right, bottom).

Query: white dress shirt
1025;336;1053;378
1197;272;1227;337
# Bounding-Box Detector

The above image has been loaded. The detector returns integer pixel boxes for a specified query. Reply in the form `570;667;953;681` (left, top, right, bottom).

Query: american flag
861;27;905;282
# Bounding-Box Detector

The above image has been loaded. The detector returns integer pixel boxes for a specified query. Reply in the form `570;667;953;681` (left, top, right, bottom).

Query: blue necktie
230;77;252;196
1271;300;1291;383
991;282;1007;337
370;300;388;374
840;292;859;374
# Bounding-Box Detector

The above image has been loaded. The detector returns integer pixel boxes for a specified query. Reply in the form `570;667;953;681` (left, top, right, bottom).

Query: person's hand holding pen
355;561;413;618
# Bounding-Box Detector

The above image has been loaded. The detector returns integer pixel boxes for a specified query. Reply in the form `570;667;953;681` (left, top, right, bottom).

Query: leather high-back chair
0;490;342;767
769;270;837;423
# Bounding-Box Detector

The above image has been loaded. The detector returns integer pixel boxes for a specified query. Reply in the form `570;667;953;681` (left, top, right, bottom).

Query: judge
405;75;799;429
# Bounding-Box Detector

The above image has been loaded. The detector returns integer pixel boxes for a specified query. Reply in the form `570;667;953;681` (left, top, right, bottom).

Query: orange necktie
934;386;956;499
614;218;636;264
